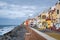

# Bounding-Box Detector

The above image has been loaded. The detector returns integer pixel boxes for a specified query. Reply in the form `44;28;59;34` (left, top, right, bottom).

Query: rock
0;24;27;40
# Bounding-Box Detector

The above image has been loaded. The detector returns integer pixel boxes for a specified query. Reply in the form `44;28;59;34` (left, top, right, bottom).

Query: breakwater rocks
0;24;27;40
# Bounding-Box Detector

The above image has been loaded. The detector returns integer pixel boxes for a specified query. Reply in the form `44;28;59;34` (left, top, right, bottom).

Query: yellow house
55;1;60;24
37;12;49;29
46;18;53;28
40;12;53;29
48;0;60;27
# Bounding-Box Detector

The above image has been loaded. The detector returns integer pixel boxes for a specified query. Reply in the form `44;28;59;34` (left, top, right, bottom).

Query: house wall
55;3;60;23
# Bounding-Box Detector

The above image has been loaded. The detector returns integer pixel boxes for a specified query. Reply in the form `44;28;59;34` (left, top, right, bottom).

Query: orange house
24;20;29;27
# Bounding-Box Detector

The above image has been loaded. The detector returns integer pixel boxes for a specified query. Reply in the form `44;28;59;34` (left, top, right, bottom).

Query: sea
0;25;17;35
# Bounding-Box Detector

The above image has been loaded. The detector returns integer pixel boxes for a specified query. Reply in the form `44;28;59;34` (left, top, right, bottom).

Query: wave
0;26;16;35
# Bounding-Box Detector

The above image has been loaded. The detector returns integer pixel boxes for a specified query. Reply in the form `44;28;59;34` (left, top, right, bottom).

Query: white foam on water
0;26;15;35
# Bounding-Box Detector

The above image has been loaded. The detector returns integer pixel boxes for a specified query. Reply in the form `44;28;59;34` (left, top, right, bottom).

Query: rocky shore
0;24;27;40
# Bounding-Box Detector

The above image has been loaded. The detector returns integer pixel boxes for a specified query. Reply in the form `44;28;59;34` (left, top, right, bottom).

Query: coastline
0;24;27;40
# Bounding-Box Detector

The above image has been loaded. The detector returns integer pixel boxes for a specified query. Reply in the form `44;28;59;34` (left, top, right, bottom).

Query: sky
0;0;58;25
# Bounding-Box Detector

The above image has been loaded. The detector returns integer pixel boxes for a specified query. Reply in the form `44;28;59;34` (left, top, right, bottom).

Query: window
42;15;46;19
57;10;59;14
59;2;60;4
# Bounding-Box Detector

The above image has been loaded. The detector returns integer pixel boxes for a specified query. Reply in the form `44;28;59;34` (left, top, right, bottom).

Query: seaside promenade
25;26;56;40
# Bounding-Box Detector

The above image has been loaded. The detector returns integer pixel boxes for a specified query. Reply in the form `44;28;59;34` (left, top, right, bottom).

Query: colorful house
24;0;60;30
46;18;53;28
36;12;48;29
36;0;60;29
48;0;60;29
24;19;30;27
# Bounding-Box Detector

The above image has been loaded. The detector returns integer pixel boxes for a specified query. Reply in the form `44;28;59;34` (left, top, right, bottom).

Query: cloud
0;1;49;19
0;1;7;6
0;1;39;19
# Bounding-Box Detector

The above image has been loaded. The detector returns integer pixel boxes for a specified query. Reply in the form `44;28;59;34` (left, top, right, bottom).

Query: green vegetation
45;32;60;40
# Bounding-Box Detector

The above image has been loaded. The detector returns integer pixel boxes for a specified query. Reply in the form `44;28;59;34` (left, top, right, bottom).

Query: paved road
0;24;27;40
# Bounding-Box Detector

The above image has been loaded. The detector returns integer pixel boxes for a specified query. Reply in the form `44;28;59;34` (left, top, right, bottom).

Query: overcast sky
0;0;58;25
